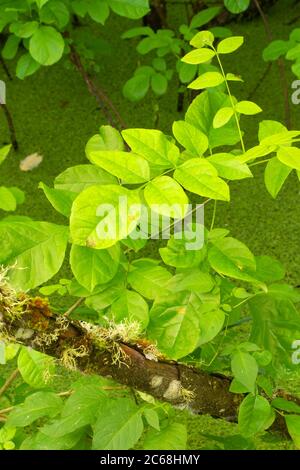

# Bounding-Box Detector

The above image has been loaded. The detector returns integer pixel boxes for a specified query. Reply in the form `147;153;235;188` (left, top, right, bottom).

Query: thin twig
0;369;19;399
247;62;272;100
0;56;12;81
0;102;18;150
0;406;14;415
253;0;291;129
70;46;126;130
63;297;84;317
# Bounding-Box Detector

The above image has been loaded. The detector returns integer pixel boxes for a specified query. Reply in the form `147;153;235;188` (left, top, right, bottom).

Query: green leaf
252;255;285;283
70;184;141;249
198;308;225;345
277;146;300;171
144;176;188;219
54;164;117;193
148;292;202;359
21;429;84;450
8;392;62;427
143;408;160;430
87;0;109;24
18;348;55;388
190;6;221;29
122;129;179;168
174;158;230;201
42;385;106;438
272;398;300;414
16;53;40;79
128;261;171;299
185;90;241;149
264;156;292;199
144;422;187;450
258;120;287;142
177;61;198;84
172;120;208;156
166;270;214;293
285;415;300;449
8;187;25;206
263;40;291;61
208;237;256;282
235;101;262;115
207;153;252;180
238;394;274;437
182;48;215;65
159;235;206;269
2;34;20;59
87;150;150;184
39;0;70;29
188;71;224;89
86;125;125;155
10;21;39;38
70;244;120;292
123;73;150;102
190;31;214;48
35;0;50;8
0;187;17;211
249;293;300;367
39;182;76;217
110;289;149;329
217;36;244;54
224;0;250;14
93;398;144;450
231;352;258;393
213;107;234;128
29;25;65;66
108;0;150;19
151;73;168;96
122;26;153;39
0;145;11;165
0;220;69;290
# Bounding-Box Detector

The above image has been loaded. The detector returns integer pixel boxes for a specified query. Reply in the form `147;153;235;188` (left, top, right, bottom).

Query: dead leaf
19;153;43;172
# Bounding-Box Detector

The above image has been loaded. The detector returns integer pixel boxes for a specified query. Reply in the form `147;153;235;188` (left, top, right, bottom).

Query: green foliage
1;23;300;451
263;28;300;78
0;146;25;211
122;6;232;104
0;0;150;78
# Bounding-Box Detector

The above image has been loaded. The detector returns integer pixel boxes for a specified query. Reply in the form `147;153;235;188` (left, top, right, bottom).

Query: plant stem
249;157;272;167
210;200;217;231
0;102;18;150
213;47;246;153
253;0;291;129
247;62;272;100
226;316;252;330
63;297;84;317
0;369;19;399
0;57;12;81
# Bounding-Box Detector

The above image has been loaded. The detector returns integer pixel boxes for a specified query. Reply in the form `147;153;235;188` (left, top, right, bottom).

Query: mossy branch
0;281;297;439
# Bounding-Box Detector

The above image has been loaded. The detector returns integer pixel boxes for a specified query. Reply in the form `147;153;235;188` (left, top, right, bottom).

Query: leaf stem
0;369;19;399
210;200;217;231
213;46;245;154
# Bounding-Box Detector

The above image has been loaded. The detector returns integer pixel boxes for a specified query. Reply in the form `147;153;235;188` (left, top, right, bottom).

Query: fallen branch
0;292;298;439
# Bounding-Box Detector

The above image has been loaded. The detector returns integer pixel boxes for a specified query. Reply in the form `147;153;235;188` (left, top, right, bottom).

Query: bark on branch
0;293;297;437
